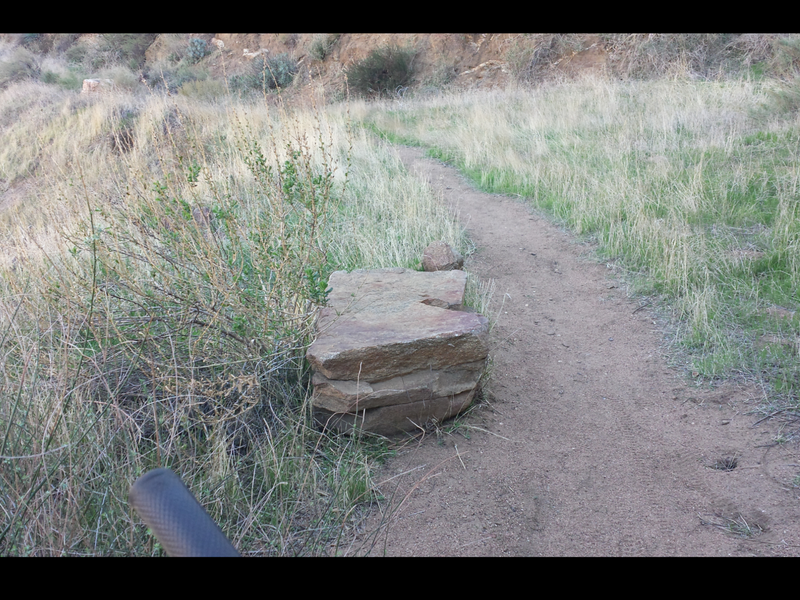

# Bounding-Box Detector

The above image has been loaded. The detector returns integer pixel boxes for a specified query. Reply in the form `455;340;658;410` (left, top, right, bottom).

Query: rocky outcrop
307;268;488;436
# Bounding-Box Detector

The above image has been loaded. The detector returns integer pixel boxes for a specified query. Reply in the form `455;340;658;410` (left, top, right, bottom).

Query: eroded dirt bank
353;146;800;557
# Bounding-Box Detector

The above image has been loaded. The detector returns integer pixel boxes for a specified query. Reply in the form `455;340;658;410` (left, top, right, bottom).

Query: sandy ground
351;145;800;556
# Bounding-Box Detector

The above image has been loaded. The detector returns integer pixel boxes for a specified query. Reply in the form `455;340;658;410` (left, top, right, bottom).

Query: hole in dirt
711;456;738;471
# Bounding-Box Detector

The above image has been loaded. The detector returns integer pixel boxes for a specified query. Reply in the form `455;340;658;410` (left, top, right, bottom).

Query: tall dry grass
0;77;469;555
360;74;800;408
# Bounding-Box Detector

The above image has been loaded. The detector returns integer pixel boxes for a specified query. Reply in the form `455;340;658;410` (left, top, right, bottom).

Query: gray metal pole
129;468;239;557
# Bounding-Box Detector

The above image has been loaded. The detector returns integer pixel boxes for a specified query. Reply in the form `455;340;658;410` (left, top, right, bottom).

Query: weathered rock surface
422;241;464;272
314;390;476;437
306;268;488;435
312;360;486;413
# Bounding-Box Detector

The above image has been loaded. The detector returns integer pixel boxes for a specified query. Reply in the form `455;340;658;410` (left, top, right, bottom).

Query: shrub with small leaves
65;43;87;64
251;53;298;90
227;72;258;95
41;70;59;84
39;68;84;91
346;45;416;98
20;34;43;51
187;38;210;64
143;62;203;93
53;33;81;53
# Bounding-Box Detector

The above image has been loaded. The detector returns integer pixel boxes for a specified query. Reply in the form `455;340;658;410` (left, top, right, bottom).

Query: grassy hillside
3;33;800;555
0;78;471;555
361;75;800;414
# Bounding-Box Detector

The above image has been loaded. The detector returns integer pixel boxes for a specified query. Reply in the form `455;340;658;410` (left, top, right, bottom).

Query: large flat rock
307;268;489;383
306;268;490;435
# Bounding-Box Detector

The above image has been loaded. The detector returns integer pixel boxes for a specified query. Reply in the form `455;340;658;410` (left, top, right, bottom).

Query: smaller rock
81;79;114;95
243;48;268;59
423;241;464;272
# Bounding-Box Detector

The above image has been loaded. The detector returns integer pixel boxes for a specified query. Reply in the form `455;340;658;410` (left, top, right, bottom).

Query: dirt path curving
354;146;800;556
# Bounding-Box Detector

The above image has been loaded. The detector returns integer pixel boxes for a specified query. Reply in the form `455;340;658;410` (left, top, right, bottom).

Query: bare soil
354;145;800;556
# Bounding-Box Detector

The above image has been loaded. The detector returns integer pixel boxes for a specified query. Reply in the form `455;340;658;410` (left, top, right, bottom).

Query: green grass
356;76;800;414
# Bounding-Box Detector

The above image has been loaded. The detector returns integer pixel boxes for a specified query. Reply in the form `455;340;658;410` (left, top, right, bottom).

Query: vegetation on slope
0;73;466;555
361;74;800;419
3;33;800;555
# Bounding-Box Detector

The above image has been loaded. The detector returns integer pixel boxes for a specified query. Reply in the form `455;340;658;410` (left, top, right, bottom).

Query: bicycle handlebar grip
129;468;239;557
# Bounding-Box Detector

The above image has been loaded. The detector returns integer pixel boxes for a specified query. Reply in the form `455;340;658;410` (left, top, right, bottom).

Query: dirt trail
355;146;800;556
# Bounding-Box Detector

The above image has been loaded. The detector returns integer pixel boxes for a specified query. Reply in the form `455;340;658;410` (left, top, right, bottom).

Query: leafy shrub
143;62;203;93
19;34;45;52
65;43;87;64
253;53;298;89
20;33;40;45
346;45;416;98
41;70;59;84
231;53;299;94
0;100;354;555
37;61;85;91
227;72;258;95
52;33;81;53
187;38;210;64
53;70;83;91
97;65;140;91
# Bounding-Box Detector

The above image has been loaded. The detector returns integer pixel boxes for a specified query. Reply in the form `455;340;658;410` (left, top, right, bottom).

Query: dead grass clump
601;34;800;80
0;46;40;88
504;34;587;83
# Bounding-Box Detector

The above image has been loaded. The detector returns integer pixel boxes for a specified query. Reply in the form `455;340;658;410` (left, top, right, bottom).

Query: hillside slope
4;33;796;101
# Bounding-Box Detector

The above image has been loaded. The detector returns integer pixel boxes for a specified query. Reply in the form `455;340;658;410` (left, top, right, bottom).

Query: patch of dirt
352;146;800;556
764;306;796;320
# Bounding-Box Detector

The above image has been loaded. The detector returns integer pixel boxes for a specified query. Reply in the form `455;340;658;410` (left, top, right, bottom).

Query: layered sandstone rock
307;268;488;436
